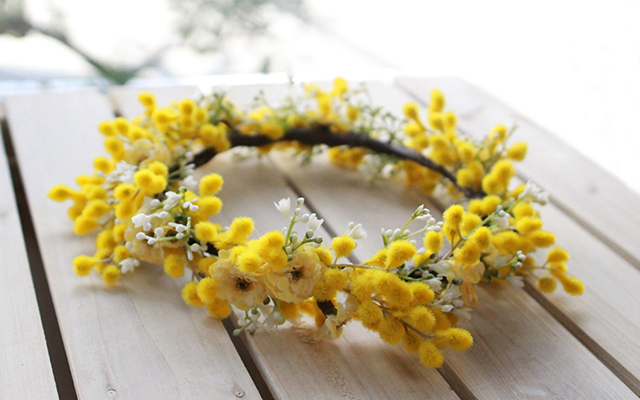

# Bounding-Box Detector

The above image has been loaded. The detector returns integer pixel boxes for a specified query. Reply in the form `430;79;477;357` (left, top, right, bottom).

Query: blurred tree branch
1;0;309;84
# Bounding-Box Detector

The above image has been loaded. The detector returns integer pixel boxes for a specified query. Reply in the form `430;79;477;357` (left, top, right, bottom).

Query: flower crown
48;78;583;369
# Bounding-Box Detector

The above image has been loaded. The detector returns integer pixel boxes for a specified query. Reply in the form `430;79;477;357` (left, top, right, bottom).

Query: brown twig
190;126;485;199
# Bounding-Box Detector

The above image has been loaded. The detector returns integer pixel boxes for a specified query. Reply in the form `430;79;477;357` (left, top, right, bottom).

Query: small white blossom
164;192;183;210
181;175;199;192
106;161;136;184
119;258;140;274
132;214;154;231
345;222;367;240
306;213;324;231
275;198;291;218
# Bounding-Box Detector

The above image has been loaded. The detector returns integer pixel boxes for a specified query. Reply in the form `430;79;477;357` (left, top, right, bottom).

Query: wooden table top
1;75;639;399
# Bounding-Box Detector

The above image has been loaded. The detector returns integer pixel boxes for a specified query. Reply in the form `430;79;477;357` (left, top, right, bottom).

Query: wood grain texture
109;85;460;400
221;80;637;399
0;122;58;399
395;76;640;270
4;90;260;400
381;78;640;391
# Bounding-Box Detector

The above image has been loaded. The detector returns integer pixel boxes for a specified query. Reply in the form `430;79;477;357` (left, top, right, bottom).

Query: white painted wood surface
396;76;640;270
0;124;58;399
4;90;260;399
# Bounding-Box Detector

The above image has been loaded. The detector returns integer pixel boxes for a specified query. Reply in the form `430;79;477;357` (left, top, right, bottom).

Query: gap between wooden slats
395;76;640;273
224;81;630;397
4;90;261;400
109;85;461;400
0;120;59;399
389;78;640;395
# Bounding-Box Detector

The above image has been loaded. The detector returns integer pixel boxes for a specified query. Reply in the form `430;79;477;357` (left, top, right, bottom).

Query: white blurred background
1;0;639;194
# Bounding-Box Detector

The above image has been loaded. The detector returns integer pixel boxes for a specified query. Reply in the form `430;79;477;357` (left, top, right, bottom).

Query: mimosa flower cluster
48;78;583;368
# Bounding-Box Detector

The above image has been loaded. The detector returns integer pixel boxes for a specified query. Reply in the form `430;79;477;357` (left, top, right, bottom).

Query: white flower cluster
233;302;287;335
519;181;549;205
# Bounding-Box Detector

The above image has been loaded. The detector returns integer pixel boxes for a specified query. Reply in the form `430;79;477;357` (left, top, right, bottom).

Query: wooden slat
0;123;58;399
110;85;461;400
395;76;640;270
4;90;261;400
222;80;637;398
382;78;640;391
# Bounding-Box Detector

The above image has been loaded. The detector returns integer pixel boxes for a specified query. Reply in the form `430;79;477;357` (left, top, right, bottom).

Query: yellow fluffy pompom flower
492;231;521;255
101;265;121;286
418;340;444;368
182;281;205;307
148;161;168;179
332;76;348;98
48;184;73;201
491;124;508;141
507;141;528;161
133;169;154;190
312;268;348;301
138;91;156;109
355;300;384;325
470;227;492;250
93;156;114;174
516;216;543;235
430;89;445;113
402;330;424;354
443;205;464;228
410;282;435;306
332;235;356;260
424;231;443;255
73;255;97;276
104;136;125;160
376;273;414;308
74;216;100;235
403;102;420;121
435;328;473;351
546;247;570;263
559;275;585;296
227;217;254;243
164;252;186;278
206;298;232;319
195;221;218;243
385;240;417;270
482;173;504;195
456;240;481;266
112;245;130;264
536;275;557;293
460;213;482;237
82;200;111;219
406;306;436;333
529;230;556;248
114;183;137;201
179;98;196;115
98;121;116;136
200;173;224;197
237;251;263;274
377;316;404;345
194;196;223;219
196;277;219;304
